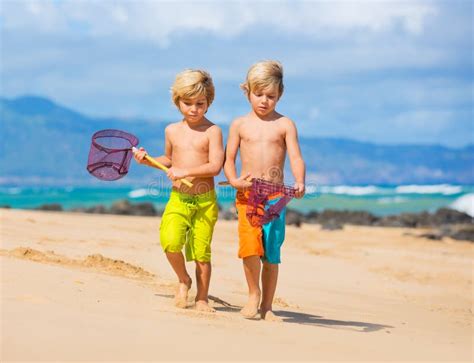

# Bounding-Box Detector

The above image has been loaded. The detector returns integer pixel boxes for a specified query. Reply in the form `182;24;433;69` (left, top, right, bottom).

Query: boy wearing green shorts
134;69;224;312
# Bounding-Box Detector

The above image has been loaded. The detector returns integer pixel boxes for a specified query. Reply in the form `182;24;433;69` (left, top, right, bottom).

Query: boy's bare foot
260;310;283;322
240;293;261;319
175;280;191;309
195;300;216;312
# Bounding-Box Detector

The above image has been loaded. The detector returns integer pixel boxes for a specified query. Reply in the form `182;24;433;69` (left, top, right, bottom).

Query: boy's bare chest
171;131;209;153
240;124;284;144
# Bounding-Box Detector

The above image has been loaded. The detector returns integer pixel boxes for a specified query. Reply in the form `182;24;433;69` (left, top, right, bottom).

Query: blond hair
240;60;284;98
171;69;215;107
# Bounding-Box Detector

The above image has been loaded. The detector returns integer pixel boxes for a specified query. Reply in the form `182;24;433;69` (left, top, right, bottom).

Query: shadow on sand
209;295;242;312
157;293;392;332
274;310;393;332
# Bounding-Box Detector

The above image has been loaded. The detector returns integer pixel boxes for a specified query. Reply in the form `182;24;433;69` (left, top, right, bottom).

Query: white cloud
1;0;438;45
390;109;454;131
1;0;471;147
280;43;449;78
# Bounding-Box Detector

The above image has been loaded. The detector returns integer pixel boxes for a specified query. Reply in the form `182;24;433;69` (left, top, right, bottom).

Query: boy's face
249;86;279;118
178;95;208;123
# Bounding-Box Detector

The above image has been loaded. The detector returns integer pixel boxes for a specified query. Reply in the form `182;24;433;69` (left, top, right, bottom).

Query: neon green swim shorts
159;189;218;262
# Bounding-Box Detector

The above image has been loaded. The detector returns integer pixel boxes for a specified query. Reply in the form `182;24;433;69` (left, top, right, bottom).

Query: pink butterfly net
246;178;296;226
86;129;139;181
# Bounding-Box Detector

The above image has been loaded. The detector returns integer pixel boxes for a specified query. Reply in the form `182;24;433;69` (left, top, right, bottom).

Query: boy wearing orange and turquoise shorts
235;190;286;264
224;61;306;321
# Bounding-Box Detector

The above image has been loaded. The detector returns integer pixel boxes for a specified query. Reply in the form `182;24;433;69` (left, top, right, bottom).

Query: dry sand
0;208;472;362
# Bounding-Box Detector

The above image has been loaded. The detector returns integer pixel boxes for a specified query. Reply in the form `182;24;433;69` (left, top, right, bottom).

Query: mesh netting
246;178;296;226
86;129;139;181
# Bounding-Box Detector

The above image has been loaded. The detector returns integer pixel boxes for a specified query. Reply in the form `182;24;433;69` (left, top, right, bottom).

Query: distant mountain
299;137;473;184
1;95;473;185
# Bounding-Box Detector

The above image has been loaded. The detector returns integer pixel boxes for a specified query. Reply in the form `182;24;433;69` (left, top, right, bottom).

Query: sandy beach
1;208;472;362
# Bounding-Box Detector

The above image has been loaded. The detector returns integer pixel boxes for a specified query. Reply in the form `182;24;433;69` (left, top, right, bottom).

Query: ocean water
1;184;473;217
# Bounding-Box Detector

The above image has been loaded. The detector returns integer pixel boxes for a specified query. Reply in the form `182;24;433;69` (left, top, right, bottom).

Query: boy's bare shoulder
229;115;251;129
165;121;182;135
278;115;297;129
205;122;223;136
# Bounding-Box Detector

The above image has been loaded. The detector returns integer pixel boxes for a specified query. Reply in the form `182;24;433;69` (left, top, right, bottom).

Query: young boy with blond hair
224;60;305;321
134;69;224;312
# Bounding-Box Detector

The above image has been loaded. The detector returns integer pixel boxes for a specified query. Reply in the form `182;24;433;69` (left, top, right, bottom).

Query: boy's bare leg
194;261;215;312
241;255;262;318
260;262;283;322
166;252;192;308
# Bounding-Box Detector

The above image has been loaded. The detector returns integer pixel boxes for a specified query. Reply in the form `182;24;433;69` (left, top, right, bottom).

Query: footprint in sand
273;296;299;309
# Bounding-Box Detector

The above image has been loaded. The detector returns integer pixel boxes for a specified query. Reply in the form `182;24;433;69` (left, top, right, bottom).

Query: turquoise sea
1;184;473;217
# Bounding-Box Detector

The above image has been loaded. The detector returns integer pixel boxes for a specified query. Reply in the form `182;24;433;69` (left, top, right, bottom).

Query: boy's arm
133;127;172;168
167;126;224;179
284;118;306;198
157;128;173;167
224;119;252;189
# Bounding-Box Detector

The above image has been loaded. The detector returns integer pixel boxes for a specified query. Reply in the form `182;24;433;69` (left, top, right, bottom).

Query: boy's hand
133;147;147;164
230;173;253;190
166;167;189;181
294;182;305;199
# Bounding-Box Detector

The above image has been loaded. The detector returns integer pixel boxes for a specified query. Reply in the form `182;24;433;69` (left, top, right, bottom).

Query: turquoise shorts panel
262;197;286;264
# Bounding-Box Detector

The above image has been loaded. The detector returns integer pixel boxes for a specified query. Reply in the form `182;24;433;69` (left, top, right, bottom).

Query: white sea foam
450;194;474;217
320;185;382;195
305;185;318;194
396;184;462;195
128;188;148;198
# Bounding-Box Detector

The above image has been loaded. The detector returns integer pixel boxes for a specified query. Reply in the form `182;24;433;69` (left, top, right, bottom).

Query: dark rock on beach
130;202;158;216
439;224;474;242
70;205;107;214
70;200;158;216
418;232;443;241
416;224;474;242
286;209;304;227
308;209;378;226
86;205;108;214
28;199;474;241
109;200;136;215
301;208;471;229
35;203;63;211
375;209;472;228
374;213;419;228
304;210;321;224
430;208;472;226
220;207;238;221
283;207;472;241
109;200;157;216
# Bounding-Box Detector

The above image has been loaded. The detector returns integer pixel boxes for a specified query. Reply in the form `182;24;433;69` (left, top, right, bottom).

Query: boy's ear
246;90;252;101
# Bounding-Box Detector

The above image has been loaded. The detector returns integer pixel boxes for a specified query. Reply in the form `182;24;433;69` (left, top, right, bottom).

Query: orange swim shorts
235;190;286;264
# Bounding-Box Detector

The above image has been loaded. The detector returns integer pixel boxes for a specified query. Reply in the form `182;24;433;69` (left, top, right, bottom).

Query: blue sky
1;0;472;147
